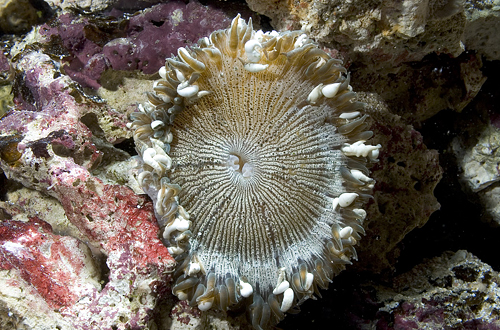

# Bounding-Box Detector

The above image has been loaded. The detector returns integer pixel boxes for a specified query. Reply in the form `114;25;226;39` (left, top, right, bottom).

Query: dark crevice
114;137;137;156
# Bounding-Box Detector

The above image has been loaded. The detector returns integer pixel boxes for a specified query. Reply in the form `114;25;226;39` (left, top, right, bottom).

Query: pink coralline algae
0;217;93;310
169;300;202;326
0;50;174;329
38;1;233;89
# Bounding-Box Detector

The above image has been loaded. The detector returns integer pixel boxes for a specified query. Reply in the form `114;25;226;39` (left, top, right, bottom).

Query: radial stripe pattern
130;15;381;330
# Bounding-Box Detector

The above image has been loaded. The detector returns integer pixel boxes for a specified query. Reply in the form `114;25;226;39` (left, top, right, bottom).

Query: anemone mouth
227;152;254;178
130;14;381;330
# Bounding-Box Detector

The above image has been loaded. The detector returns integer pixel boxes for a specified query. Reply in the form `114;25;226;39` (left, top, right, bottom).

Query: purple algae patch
38;2;232;89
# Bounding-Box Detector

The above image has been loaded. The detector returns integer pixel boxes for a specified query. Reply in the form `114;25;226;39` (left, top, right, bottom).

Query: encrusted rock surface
464;0;500;61
0;0;40;34
280;250;500;329
358;93;443;272
0;50;174;330
167;300;247;330
36;2;234;89
44;0;119;13
373;250;500;329
453;124;500;194
450;63;500;226
352;52;487;124
0;216;99;329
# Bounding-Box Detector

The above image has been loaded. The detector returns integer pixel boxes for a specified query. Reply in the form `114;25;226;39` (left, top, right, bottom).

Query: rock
451;65;500;226
0;50;175;330
372;250;500;329
351;51;487;125
357;93;443;272
246;0;466;67
5;188;83;240
453;125;500;193
0;215;100;328
0;85;12;119
37;2;234;89
0;51;12;119
169;301;204;329
43;0;172;13
283;250;500;329
464;0;500;60
167;300;248;330
0;0;39;34
44;0;117;13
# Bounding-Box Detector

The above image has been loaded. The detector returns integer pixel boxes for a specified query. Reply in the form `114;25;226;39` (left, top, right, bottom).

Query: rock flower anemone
130;15;381;329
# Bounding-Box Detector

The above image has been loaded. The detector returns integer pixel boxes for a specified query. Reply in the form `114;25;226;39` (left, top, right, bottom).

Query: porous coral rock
451;69;500;226
351;52;487;125
358;92;443;272
0;265;72;330
464;0;500;61
436;55;500;228
278;249;500;329
0;50;175;329
453;124;500;193
373;250;500;329
4;188;83;240
0;85;13;120
0;215;100;308
97;73;159;122
9;51;129;143
43;0;177;13
167;300;246;330
246;0;467;68
44;0;118;13
0;50;12;119
169;300;204;328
